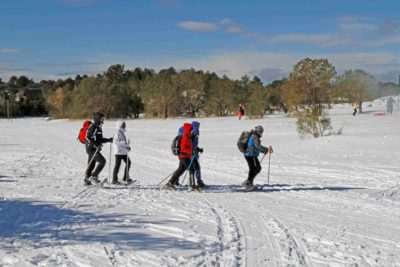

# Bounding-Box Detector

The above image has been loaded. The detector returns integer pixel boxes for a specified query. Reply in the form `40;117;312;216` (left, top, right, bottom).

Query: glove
107;137;113;143
268;146;273;153
195;147;204;153
126;145;131;151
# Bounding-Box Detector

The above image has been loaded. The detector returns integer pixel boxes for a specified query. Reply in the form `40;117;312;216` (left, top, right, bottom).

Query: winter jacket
113;121;130;155
244;131;268;157
86;112;111;149
179;123;193;159
191;121;201;157
191;121;200;148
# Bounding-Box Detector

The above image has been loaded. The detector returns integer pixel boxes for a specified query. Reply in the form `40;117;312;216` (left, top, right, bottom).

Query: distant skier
386;96;396;115
166;123;195;190
238;104;245;120
112;121;133;185
84;112;113;185
242;125;273;190
191;121;205;189
352;102;358;116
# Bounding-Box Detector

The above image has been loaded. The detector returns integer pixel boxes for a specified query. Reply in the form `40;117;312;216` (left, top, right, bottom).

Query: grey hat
254;125;264;135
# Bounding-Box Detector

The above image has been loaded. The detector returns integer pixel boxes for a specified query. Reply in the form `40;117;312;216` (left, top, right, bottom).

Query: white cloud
268;33;349;46
178;17;400;47
220;18;234;25
0;48;22;53
176;21;218;32
226;26;243;33
337;16;377;32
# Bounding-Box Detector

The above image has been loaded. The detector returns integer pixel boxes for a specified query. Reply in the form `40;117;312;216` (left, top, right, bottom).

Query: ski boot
197;180;206;189
112;179;123;185
84;176;92;186
123;177;134;184
89;176;101;184
241;180;251;187
165;182;177;190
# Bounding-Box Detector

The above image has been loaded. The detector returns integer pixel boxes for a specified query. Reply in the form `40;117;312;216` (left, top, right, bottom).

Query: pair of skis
87;178;138;187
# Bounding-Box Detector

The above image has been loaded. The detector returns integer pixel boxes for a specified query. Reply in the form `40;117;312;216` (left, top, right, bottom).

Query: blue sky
1;0;400;83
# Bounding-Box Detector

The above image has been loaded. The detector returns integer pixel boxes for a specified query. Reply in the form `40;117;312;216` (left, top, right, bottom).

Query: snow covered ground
0;97;399;267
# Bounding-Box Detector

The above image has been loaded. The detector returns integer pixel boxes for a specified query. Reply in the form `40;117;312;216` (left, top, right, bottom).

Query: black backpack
171;135;182;156
237;131;251;153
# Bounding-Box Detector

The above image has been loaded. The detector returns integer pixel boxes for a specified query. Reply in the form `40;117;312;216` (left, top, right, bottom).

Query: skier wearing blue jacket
242;125;273;190
191;121;205;189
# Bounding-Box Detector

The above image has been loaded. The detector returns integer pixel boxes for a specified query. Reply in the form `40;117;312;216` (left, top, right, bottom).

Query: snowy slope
0;98;399;267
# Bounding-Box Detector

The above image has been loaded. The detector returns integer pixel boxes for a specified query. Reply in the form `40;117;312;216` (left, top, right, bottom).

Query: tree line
0;58;398;125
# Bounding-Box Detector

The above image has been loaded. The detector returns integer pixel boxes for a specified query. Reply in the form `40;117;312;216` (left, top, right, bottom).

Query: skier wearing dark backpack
242;125;273;190
84;112;113;185
166;123;195;190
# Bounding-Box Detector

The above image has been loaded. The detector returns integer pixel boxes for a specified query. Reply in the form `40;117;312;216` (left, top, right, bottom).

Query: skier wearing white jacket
112;121;133;184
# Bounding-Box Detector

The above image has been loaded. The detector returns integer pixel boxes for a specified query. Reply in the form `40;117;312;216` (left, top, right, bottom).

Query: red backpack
77;120;92;144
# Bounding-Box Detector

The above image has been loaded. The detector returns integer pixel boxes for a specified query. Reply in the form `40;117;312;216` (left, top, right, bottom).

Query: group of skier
84;112;132;186
83;112;273;191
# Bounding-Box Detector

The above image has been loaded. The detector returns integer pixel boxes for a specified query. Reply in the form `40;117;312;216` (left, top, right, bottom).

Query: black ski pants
113;155;131;181
86;146;106;178
245;156;261;183
169;157;194;184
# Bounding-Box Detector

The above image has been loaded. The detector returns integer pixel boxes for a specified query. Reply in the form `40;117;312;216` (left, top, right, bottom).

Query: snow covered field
0;98;399;267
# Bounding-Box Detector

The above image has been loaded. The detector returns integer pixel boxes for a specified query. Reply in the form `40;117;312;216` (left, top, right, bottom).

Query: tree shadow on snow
203;184;364;193
262;185;365;193
0;199;201;252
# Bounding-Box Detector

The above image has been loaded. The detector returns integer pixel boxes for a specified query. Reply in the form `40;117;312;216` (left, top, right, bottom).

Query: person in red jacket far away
238;104;245;120
166;123;195;190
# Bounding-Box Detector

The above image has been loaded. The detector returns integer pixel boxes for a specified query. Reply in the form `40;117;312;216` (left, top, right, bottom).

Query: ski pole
108;143;112;186
267;153;271;185
126;152;130;181
83;147;100;179
157;170;175;186
180;155;195;189
260;152;267;163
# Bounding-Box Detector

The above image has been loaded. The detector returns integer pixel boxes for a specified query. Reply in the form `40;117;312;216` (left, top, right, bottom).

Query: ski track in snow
1;98;400;266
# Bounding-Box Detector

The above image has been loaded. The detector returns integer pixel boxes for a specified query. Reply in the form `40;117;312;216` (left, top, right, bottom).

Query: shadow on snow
0;199;200;252
202;184;364;193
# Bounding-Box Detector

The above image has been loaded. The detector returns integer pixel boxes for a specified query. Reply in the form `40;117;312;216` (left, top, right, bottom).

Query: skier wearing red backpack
84;112;113;185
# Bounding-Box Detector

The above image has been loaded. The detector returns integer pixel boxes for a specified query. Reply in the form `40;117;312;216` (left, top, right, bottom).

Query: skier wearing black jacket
84;112;113;185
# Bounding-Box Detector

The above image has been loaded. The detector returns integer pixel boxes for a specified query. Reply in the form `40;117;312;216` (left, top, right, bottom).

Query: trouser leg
122;155;131;180
92;152;106;177
245;156;261;184
86;147;97;178
169;158;191;184
113;155;122;180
